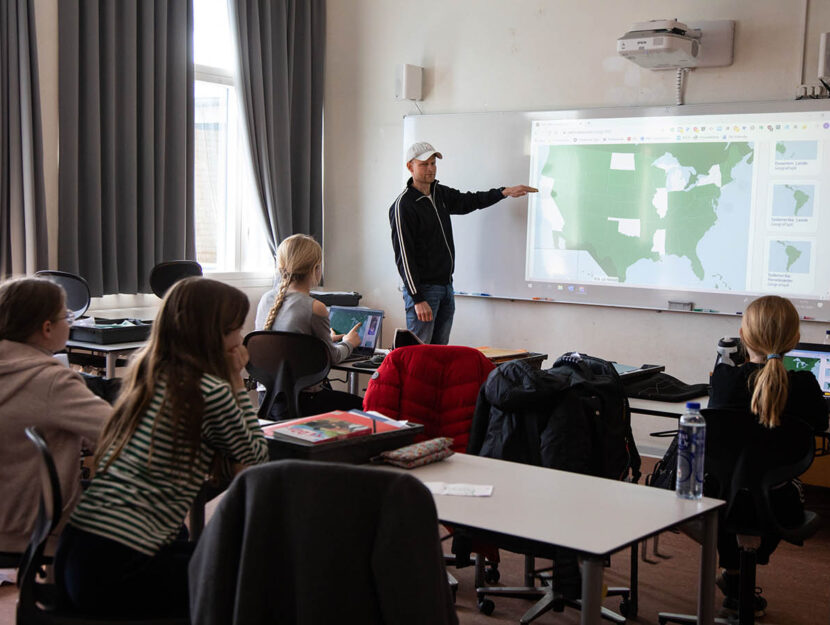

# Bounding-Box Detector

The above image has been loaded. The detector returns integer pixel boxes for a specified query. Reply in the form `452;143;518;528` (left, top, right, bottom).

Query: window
193;0;272;273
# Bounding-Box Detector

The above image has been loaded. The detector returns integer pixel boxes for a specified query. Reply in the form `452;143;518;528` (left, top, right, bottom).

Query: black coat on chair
188;461;458;625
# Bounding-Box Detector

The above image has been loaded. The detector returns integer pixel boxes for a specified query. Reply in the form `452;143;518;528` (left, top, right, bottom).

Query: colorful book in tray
262;410;406;444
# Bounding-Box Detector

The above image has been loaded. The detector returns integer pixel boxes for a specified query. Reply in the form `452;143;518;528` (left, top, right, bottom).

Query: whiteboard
403;100;830;321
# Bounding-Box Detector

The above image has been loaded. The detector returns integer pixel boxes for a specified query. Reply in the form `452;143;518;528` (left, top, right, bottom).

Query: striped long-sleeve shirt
70;373;268;555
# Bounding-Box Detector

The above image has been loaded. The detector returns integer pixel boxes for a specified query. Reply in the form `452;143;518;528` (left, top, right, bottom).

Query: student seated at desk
0;277;110;556
55;278;268;618
708;295;828;615
255;234;363;419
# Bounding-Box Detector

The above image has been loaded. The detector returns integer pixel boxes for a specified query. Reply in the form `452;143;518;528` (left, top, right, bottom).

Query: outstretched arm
501;185;538;198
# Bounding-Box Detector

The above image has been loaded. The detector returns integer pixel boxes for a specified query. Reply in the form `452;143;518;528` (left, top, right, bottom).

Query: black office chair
17;426;188;625
34;270;90;319
469;358;637;623
244;331;331;421
148;260;202;298
188;460;458;624
658;409;821;625
473;529;633;624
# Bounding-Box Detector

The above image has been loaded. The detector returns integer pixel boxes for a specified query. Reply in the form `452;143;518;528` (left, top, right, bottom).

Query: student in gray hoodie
0;277;110;555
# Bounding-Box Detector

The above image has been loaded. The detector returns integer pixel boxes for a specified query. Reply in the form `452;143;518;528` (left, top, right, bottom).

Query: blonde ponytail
263;234;323;330
749;357;788;428
263;275;291;330
741;296;800;428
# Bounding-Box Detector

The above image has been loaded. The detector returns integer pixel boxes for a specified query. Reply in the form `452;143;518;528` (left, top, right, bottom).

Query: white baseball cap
406;141;443;163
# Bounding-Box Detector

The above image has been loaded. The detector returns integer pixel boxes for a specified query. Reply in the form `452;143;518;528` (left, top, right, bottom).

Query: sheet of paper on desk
424;482;493;497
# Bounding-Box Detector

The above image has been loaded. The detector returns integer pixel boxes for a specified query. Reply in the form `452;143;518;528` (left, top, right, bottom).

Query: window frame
193;64;273;285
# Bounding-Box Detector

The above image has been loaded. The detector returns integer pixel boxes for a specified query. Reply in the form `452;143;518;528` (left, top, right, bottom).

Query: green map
529;141;754;288
769;240;810;274
783;355;820;377
772;183;814;217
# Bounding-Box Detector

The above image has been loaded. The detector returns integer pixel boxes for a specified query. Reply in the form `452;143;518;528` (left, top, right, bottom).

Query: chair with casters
658;409;822;625
362;344;499;591
16;426;188;625
362;345;494;452
244;330;331;421
468;355;638;623
148;260;202;298
188;460;458;625
34;271;90;319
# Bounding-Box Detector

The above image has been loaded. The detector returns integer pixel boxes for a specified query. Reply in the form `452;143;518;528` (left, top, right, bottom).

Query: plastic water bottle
676;401;706;499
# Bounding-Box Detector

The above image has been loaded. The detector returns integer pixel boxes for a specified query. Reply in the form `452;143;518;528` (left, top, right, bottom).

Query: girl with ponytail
710;295;826;429
708;295;827;614
254;234;364;419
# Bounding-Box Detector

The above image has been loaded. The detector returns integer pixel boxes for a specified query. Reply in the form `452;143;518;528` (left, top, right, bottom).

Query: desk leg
348;370;359;395
580;556;604;625
106;353;116;379
697;508;718;625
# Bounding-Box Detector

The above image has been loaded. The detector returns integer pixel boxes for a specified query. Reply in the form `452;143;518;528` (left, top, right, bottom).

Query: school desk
396;453;724;625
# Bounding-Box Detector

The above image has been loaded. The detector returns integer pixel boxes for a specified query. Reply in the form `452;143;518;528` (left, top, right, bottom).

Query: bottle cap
685;401;700;410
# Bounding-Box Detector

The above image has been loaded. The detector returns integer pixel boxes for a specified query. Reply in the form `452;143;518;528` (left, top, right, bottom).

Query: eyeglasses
61;311;75;326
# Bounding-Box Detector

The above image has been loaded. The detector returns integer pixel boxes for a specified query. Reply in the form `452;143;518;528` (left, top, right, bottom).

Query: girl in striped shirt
55;277;268;617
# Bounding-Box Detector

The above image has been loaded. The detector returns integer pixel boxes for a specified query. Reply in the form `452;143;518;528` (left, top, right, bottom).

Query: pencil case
375;437;454;469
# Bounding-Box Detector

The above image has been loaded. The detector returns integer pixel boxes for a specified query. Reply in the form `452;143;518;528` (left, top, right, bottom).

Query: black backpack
546;352;641;482
644;431;679;490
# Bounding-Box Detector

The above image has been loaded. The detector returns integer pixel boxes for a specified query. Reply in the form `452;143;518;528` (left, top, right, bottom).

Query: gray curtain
228;0;325;255
0;0;48;277
58;0;194;296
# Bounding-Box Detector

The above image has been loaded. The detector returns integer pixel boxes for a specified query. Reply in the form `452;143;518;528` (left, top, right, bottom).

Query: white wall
323;0;830;384
31;0;830;381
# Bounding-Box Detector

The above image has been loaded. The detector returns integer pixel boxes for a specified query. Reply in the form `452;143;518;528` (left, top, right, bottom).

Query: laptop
328;306;384;361
783;342;830;407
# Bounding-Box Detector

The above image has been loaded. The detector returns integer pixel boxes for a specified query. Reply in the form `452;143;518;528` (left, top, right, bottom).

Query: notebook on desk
784;343;830;408
328;306;384;361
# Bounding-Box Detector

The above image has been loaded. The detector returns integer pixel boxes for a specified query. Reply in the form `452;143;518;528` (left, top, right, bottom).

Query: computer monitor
783;342;830;396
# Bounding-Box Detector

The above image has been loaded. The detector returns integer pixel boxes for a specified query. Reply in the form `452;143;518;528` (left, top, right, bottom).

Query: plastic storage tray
69;319;152;344
266;423;424;464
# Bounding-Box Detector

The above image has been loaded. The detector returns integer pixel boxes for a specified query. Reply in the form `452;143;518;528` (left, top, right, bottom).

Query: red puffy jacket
362;345;494;452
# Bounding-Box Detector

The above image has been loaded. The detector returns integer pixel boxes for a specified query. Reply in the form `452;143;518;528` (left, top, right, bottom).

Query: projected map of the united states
528;141;755;291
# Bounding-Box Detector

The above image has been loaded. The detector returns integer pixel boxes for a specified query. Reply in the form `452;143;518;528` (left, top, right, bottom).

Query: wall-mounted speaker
395;64;423;101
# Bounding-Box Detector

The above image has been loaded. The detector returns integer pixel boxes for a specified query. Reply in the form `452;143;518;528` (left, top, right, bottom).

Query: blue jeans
403;283;455;345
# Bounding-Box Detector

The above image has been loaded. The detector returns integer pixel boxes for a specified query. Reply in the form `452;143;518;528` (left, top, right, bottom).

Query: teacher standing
389;141;536;344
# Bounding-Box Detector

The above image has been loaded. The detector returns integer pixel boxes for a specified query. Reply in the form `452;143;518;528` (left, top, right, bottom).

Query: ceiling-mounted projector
617;19;701;69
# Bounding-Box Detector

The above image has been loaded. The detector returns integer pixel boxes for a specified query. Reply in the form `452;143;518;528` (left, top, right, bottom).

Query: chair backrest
148;260;203;298
362;345;494;452
188;460;457;625
17;427;63;616
34;270;91;318
702;408;820;542
244;331;331;420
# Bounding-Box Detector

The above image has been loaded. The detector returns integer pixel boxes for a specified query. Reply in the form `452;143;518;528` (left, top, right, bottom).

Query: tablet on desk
612;362;665;382
328;306;384;361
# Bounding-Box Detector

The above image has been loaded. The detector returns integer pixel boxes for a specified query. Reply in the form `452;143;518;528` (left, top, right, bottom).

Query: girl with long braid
255;234;363;419
708;295;827;615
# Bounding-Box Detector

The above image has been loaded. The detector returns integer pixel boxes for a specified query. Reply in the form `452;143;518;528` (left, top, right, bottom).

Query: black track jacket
389;178;504;302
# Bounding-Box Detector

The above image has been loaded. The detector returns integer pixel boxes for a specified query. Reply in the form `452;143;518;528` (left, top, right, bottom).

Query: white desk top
406;453;722;557
65;339;146;352
629;395;709;417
